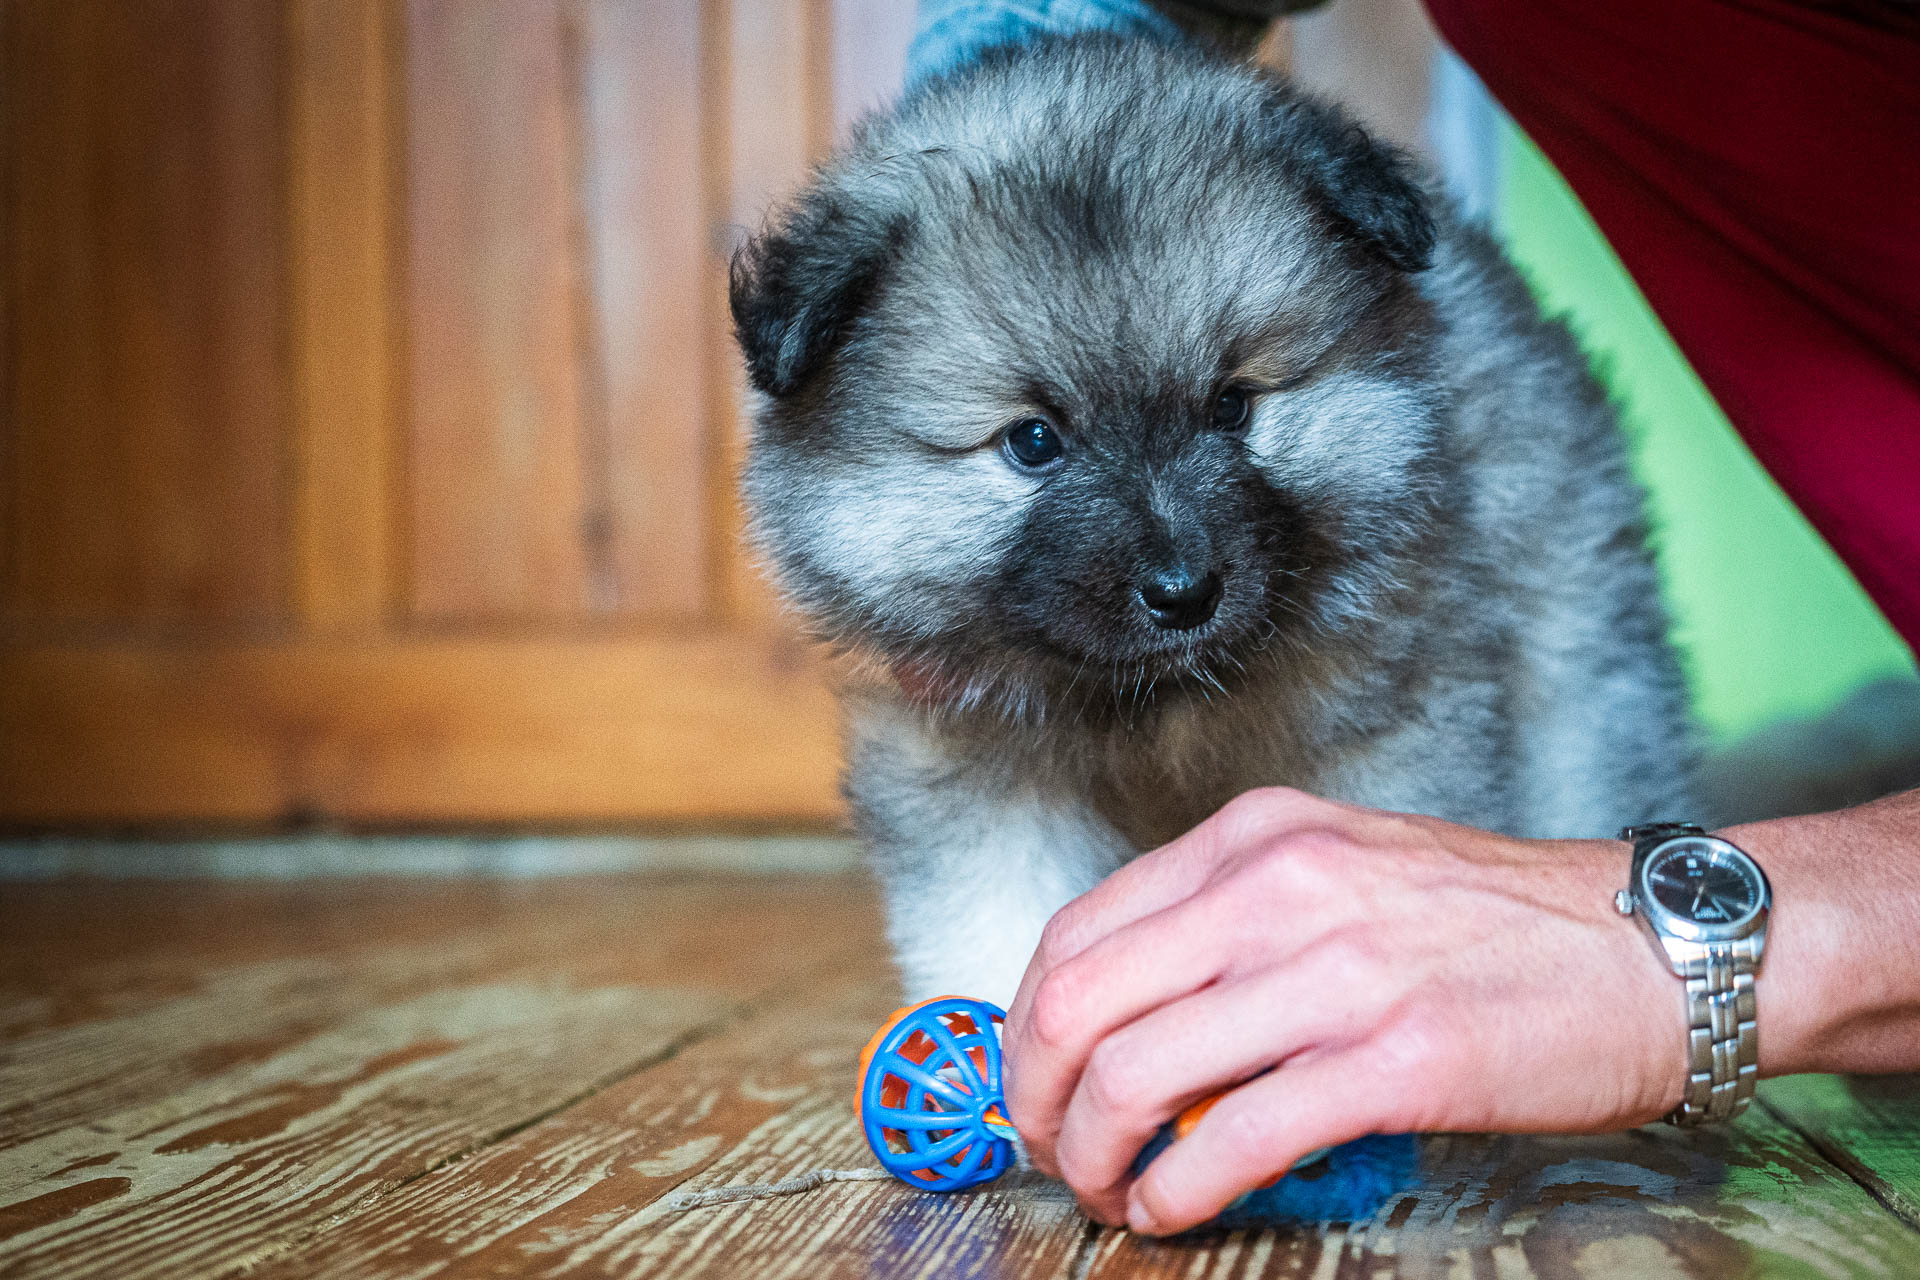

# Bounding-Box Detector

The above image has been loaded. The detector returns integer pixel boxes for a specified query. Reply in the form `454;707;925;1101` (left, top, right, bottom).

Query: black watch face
1641;837;1764;929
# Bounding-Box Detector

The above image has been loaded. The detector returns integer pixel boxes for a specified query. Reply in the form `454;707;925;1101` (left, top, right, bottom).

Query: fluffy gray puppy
731;35;1695;1008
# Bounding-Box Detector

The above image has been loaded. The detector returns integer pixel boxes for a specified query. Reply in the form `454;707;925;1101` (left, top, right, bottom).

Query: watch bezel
1632;834;1771;943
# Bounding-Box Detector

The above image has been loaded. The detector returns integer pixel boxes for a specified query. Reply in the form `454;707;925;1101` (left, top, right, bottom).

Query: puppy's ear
1269;93;1435;273
729;191;909;397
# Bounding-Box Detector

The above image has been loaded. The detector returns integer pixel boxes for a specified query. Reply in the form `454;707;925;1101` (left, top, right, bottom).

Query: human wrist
1720;802;1920;1078
1578;835;1692;1123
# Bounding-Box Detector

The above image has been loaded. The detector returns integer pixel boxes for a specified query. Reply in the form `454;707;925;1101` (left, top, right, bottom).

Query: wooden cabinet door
1;0;914;827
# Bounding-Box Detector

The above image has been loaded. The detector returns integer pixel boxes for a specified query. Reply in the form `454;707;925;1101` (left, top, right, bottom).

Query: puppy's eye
1211;385;1252;432
1003;417;1066;469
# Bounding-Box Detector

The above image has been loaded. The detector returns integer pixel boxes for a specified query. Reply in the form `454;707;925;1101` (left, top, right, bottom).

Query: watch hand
1705;892;1745;917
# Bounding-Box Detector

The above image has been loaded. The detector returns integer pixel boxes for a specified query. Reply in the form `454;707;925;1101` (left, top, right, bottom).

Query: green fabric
1496;124;1917;743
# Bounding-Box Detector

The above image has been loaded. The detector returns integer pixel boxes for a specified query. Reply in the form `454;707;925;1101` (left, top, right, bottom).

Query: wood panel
721;0;830;298
0;635;840;826
708;0;834;625
0;0;9;599
0;1;921;827
577;0;713;622
404;0;591;621
402;0;716;624
289;0;396;631
0;0;853;830
2;0;290;629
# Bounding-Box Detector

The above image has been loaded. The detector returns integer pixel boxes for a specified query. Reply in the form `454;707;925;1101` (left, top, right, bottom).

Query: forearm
1729;787;1920;1077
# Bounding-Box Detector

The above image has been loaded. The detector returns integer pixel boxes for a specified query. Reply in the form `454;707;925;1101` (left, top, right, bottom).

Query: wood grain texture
708;0;832;626
722;0;829;247
7;872;1920;1279
289;0;395;631
573;0;712;621
602;1094;1089;1278
1764;1074;1920;1228
1079;1115;1920;1279
0;0;9;601
2;875;848;1145
235;970;920;1278
3;0;290;629
0;0;857;828
0;874;879;1277
0;634;840;825
403;0;715;623
0;874;869;1038
404;0;590;621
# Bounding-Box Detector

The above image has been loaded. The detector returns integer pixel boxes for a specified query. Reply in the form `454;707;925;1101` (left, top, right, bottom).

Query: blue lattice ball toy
857;996;1016;1190
856;995;1417;1223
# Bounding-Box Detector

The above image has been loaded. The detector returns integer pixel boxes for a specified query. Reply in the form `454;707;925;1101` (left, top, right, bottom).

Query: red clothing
1425;0;1920;652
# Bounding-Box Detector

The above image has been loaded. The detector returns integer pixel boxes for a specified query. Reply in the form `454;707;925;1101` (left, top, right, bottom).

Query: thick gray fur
731;36;1697;1007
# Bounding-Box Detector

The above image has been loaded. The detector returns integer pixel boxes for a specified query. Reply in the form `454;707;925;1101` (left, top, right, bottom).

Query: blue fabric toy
1130;1125;1419;1227
859;998;1417;1227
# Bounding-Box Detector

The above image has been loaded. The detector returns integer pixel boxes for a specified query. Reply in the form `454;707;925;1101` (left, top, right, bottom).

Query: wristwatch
1614;822;1772;1126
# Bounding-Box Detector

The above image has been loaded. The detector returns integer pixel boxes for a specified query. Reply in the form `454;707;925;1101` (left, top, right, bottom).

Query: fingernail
1126;1191;1160;1235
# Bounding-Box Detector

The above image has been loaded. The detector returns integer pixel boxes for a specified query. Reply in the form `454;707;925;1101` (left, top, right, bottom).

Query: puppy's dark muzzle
1139;567;1223;630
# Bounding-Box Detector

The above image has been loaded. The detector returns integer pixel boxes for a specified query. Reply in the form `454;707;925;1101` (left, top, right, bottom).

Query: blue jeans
906;0;1182;87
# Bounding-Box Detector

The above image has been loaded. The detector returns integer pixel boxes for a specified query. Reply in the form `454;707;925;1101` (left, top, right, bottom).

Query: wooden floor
6;871;1920;1279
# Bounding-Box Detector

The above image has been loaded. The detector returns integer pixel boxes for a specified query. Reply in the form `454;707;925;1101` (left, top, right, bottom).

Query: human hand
1000;788;1685;1234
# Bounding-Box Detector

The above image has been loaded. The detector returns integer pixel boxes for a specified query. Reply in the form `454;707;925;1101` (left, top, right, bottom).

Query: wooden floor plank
2;982;729;1277
0;874;855;1037
1763;1074;1920;1228
564;1030;1089;1279
8;871;1920;1280
1077;1110;1920;1279
0;874;878;1280
254;951;1920;1278
229;968;828;1276
0;877;868;1144
242;966;1088;1280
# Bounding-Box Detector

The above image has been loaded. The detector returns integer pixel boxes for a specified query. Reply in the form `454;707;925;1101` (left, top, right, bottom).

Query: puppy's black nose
1139;568;1222;630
